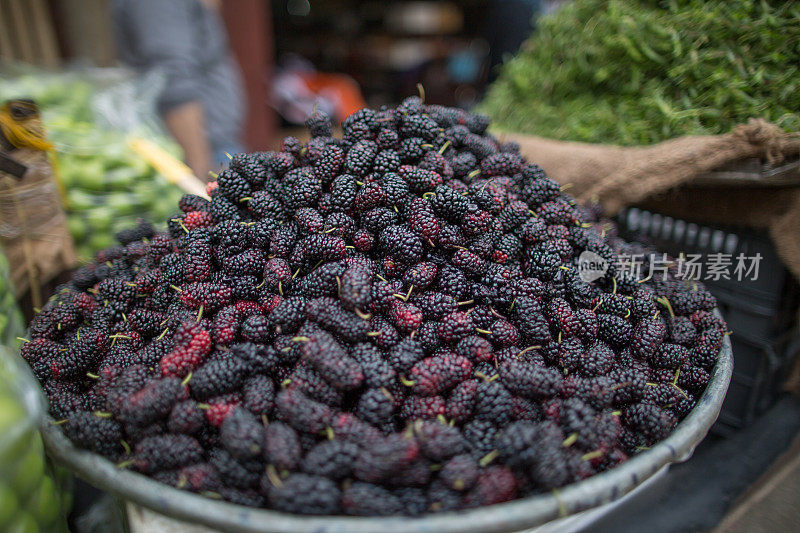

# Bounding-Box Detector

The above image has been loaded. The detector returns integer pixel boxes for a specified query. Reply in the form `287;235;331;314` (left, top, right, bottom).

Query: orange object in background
298;72;368;120
271;56;369;127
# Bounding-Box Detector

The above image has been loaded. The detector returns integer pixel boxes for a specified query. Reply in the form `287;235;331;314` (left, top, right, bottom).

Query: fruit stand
10;98;734;529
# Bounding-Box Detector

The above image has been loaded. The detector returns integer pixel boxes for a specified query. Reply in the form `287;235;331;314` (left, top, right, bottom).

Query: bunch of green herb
481;0;800;145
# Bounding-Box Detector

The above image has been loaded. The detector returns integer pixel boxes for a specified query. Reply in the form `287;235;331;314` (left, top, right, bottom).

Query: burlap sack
507;119;800;278
0;147;77;305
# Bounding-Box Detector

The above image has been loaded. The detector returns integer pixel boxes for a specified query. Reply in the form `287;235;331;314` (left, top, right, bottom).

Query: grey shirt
112;0;245;151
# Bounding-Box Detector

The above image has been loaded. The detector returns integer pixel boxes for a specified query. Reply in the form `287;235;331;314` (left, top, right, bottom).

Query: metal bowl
40;329;732;533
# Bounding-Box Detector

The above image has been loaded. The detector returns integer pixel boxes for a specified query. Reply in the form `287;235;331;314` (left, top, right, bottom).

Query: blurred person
112;0;246;180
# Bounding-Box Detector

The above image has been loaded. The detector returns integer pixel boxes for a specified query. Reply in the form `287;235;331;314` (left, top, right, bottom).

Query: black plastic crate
616;207;800;433
714;330;799;435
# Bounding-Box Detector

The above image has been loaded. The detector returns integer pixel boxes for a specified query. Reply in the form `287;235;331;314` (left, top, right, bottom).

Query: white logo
578;251;608;283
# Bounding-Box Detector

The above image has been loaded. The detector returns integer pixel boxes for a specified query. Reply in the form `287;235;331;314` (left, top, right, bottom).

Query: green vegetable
0;348;70;532
0;252;25;349
87;233;114;252
66;216;88;243
86;208;114;233
481;0;800;145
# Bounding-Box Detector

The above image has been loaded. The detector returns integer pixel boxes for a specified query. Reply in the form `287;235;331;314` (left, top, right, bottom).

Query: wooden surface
715;433;800;532
0;0;59;65
51;0;116;66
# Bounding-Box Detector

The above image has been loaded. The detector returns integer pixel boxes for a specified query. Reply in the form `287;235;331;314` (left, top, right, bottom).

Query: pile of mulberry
23;98;727;517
